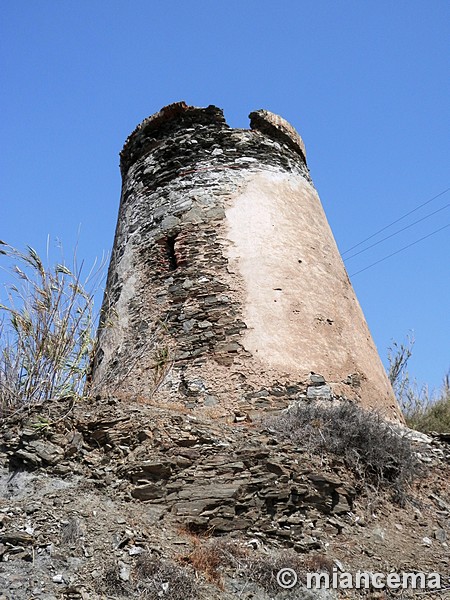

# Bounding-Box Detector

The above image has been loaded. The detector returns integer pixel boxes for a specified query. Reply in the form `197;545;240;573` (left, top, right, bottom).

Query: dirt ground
0;395;448;599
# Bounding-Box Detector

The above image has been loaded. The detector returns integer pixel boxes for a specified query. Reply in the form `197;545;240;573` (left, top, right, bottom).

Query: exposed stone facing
119;102;227;177
119;101;308;179
1;396;448;561
249;109;307;162
94;165;253;401
0;397;361;549
92;102;401;421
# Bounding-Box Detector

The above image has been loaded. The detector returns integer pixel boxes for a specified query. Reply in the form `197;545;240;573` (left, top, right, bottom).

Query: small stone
245;538;263;550
119;561;130;581
0;531;34;545
429;493;450;511
182;319;196;333
418;454;433;463
334;559;345;572
187;379;206;393
234;157;257;163
252;389;269;398
307;384;332;399
218;341;240;353
131;483;164;501
204;395;218;407
15;449;42;466
422;537;433;546
372;527;386;543
52;574;64;584
182;208;203;224
138;430;152;442
234;415;247;423
331;496;351;515
206;207;225;220
434;529;447;542
160;215;180;231
26;439;64;465
327;517;345;533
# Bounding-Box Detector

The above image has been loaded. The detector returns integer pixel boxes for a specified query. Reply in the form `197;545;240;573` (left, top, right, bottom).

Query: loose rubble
0;395;449;599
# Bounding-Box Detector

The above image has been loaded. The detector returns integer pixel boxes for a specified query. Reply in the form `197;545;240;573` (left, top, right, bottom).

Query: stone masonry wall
92;102;401;421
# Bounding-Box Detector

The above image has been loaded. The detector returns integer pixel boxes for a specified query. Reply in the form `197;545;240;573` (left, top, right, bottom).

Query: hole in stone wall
166;235;178;271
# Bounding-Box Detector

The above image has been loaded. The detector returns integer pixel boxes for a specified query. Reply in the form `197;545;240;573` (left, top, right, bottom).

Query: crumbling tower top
120;102;307;177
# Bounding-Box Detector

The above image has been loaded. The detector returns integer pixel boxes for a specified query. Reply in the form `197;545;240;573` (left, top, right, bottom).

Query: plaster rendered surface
92;103;401;421
225;170;396;411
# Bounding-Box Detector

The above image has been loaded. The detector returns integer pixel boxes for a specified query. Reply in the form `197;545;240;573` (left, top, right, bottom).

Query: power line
344;203;450;261
349;223;450;277
342;187;450;255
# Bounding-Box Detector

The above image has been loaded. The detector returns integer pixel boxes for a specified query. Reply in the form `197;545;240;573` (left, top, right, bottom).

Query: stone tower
92;102;401;421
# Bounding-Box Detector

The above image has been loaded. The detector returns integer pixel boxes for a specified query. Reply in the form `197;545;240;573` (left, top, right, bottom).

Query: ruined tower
92;102;401;421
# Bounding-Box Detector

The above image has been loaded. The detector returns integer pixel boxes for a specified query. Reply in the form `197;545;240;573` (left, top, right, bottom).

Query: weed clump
387;335;450;433
246;551;305;595
134;552;199;600
400;374;450;433
269;401;420;503
0;242;104;415
184;537;334;597
184;537;248;585
408;394;450;433
93;561;130;596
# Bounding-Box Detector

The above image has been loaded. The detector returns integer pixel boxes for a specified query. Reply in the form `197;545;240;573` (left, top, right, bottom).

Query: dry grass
182;534;335;596
0;241;105;416
387;335;450;433
93;560;130;596
134;552;199;600
92;553;198;599
400;374;450;433
60;517;83;547
183;536;248;585
268;401;421;504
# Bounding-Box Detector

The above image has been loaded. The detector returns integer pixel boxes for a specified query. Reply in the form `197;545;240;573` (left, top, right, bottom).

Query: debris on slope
0;396;448;599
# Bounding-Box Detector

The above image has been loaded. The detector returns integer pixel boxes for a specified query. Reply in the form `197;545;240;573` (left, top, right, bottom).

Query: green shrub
387;335;450;433
401;375;450;433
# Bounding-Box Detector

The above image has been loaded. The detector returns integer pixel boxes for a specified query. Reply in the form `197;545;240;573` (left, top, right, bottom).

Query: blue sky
1;1;449;391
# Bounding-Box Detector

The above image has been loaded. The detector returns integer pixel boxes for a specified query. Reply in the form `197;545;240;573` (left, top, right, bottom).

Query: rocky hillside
0;396;449;599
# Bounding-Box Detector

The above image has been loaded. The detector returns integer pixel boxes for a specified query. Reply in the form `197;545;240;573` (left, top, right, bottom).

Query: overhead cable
344;203;449;261
349;223;450;277
342;187;450;255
